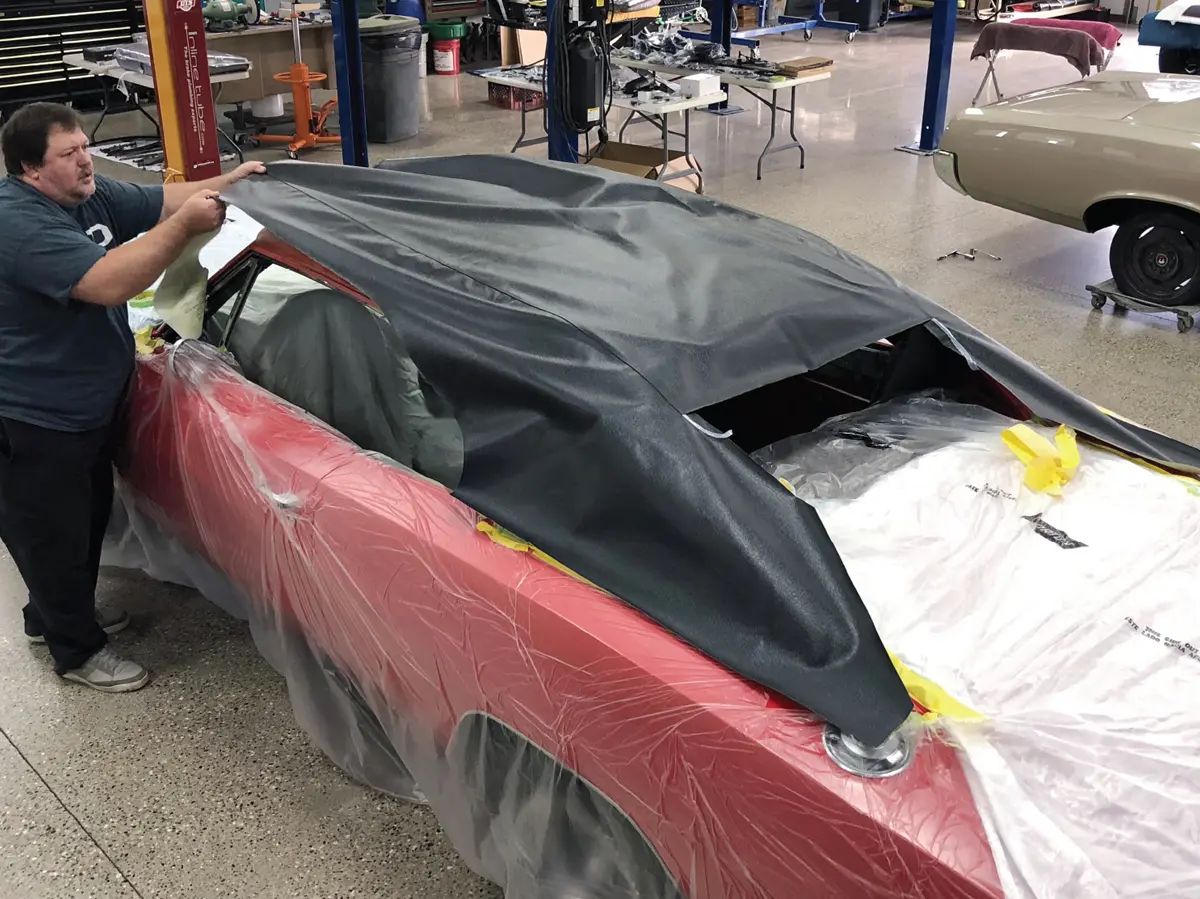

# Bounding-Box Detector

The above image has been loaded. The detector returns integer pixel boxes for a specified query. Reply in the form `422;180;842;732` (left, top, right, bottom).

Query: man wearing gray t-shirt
0;102;263;692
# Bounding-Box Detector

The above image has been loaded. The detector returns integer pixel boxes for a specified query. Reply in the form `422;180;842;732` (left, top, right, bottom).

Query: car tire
1159;47;1200;75
1110;210;1200;308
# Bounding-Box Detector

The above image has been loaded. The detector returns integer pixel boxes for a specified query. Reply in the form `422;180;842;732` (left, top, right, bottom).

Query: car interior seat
231;286;464;489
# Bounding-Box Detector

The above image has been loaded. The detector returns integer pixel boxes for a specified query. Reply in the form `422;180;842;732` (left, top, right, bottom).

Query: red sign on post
144;0;222;180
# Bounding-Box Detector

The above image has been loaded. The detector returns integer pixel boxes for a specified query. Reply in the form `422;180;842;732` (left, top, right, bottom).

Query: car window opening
204;260;465;490
691;324;1023;458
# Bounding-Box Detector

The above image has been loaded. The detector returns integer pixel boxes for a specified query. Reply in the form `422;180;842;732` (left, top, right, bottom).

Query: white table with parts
63;52;250;165
609;89;728;194
476;65;724;192
617;57;832;179
475;67;550;154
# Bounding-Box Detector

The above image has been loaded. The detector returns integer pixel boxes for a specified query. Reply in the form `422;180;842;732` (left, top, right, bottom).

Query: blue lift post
897;0;956;155
680;0;759;49
683;0;744;113
330;0;370;167
545;0;581;162
710;0;733;51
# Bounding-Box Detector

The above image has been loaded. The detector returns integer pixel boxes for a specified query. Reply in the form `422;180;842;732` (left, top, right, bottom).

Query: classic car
1139;0;1200;76
934;71;1200;308
106;156;1200;899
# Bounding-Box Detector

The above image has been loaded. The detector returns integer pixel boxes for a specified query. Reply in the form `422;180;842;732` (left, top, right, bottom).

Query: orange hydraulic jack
255;3;340;158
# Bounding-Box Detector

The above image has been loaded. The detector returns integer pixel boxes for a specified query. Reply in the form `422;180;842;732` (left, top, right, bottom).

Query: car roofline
213;231;374;308
251;232;369;301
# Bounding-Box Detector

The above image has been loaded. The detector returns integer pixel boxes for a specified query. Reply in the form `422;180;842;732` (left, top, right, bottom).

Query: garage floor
3;22;1199;899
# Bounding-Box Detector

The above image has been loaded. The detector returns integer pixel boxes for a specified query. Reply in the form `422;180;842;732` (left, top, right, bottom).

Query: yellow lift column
142;0;223;182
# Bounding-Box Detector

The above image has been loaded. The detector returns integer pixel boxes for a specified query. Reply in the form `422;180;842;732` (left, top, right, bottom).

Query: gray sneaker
61;647;150;693
27;608;130;644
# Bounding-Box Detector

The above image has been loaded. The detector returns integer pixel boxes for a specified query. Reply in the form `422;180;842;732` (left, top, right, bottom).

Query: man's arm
71;216;194;307
72;191;227;307
160;161;265;221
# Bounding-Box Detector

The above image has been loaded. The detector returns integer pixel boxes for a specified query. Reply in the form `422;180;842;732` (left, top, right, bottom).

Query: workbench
207;22;336;105
63;52;249;165
617;58;831;179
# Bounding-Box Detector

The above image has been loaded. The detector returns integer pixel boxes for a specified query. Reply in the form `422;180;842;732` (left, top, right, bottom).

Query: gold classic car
935;71;1200;307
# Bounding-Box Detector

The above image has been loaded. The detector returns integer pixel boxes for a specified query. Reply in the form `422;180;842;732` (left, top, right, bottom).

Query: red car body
119;235;1005;899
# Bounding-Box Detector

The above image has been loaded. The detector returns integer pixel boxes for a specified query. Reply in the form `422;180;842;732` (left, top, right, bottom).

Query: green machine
201;0;263;31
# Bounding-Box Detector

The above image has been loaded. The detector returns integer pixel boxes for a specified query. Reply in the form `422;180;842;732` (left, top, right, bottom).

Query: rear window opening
692;324;1025;456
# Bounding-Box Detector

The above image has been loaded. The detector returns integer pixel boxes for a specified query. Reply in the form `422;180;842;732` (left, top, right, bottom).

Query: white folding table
616;58;832;179
476;68;550;154
476;66;724;190
63;52;250;165
610;89;727;194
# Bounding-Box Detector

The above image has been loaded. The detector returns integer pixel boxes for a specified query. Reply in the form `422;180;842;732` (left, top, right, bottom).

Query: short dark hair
1;102;85;176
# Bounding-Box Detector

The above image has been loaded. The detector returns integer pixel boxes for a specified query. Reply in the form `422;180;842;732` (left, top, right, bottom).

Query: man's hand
226;161;266;185
160;162;265;222
176;190;227;236
73;191;222;307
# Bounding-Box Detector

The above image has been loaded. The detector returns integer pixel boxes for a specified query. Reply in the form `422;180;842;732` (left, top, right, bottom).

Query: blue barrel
385;0;425;20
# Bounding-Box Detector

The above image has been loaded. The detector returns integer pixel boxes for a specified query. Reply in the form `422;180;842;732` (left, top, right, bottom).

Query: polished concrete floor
4;21;1200;899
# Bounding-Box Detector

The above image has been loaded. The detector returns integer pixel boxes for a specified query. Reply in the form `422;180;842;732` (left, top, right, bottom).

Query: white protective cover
763;399;1200;899
1157;0;1200;27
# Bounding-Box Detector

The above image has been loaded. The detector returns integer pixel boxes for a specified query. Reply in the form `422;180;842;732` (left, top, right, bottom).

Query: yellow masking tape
477;521;601;589
135;325;164;355
479;520;983;722
889;652;984;723
1003;423;1080;496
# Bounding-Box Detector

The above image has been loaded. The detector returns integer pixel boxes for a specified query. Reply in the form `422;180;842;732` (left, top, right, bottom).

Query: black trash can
360;15;423;143
834;0;885;31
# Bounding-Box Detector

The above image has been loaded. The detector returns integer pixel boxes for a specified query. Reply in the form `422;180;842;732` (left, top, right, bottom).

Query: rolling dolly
1087;278;1200;334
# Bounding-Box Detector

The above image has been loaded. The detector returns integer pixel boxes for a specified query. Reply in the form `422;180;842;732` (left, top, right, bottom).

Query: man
0;102;265;692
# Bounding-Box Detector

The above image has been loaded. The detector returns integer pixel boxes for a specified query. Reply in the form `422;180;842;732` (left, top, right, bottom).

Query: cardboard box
584;142;700;193
778;56;835;75
500;26;547;66
679;73;720;98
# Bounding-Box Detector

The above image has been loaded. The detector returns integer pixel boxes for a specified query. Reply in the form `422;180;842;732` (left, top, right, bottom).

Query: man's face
24;126;95;207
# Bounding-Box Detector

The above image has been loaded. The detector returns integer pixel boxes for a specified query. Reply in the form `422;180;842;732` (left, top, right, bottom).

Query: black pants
0;416;115;673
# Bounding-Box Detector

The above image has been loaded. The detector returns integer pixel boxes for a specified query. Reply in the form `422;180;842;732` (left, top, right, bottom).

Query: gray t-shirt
0;173;165;432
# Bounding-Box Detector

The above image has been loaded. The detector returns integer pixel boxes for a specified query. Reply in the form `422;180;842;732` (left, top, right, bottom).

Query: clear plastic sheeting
760;397;1200;899
754;394;1016;504
104;344;1008;899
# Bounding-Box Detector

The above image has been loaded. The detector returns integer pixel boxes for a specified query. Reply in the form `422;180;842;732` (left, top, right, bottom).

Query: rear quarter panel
942;111;1200;229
